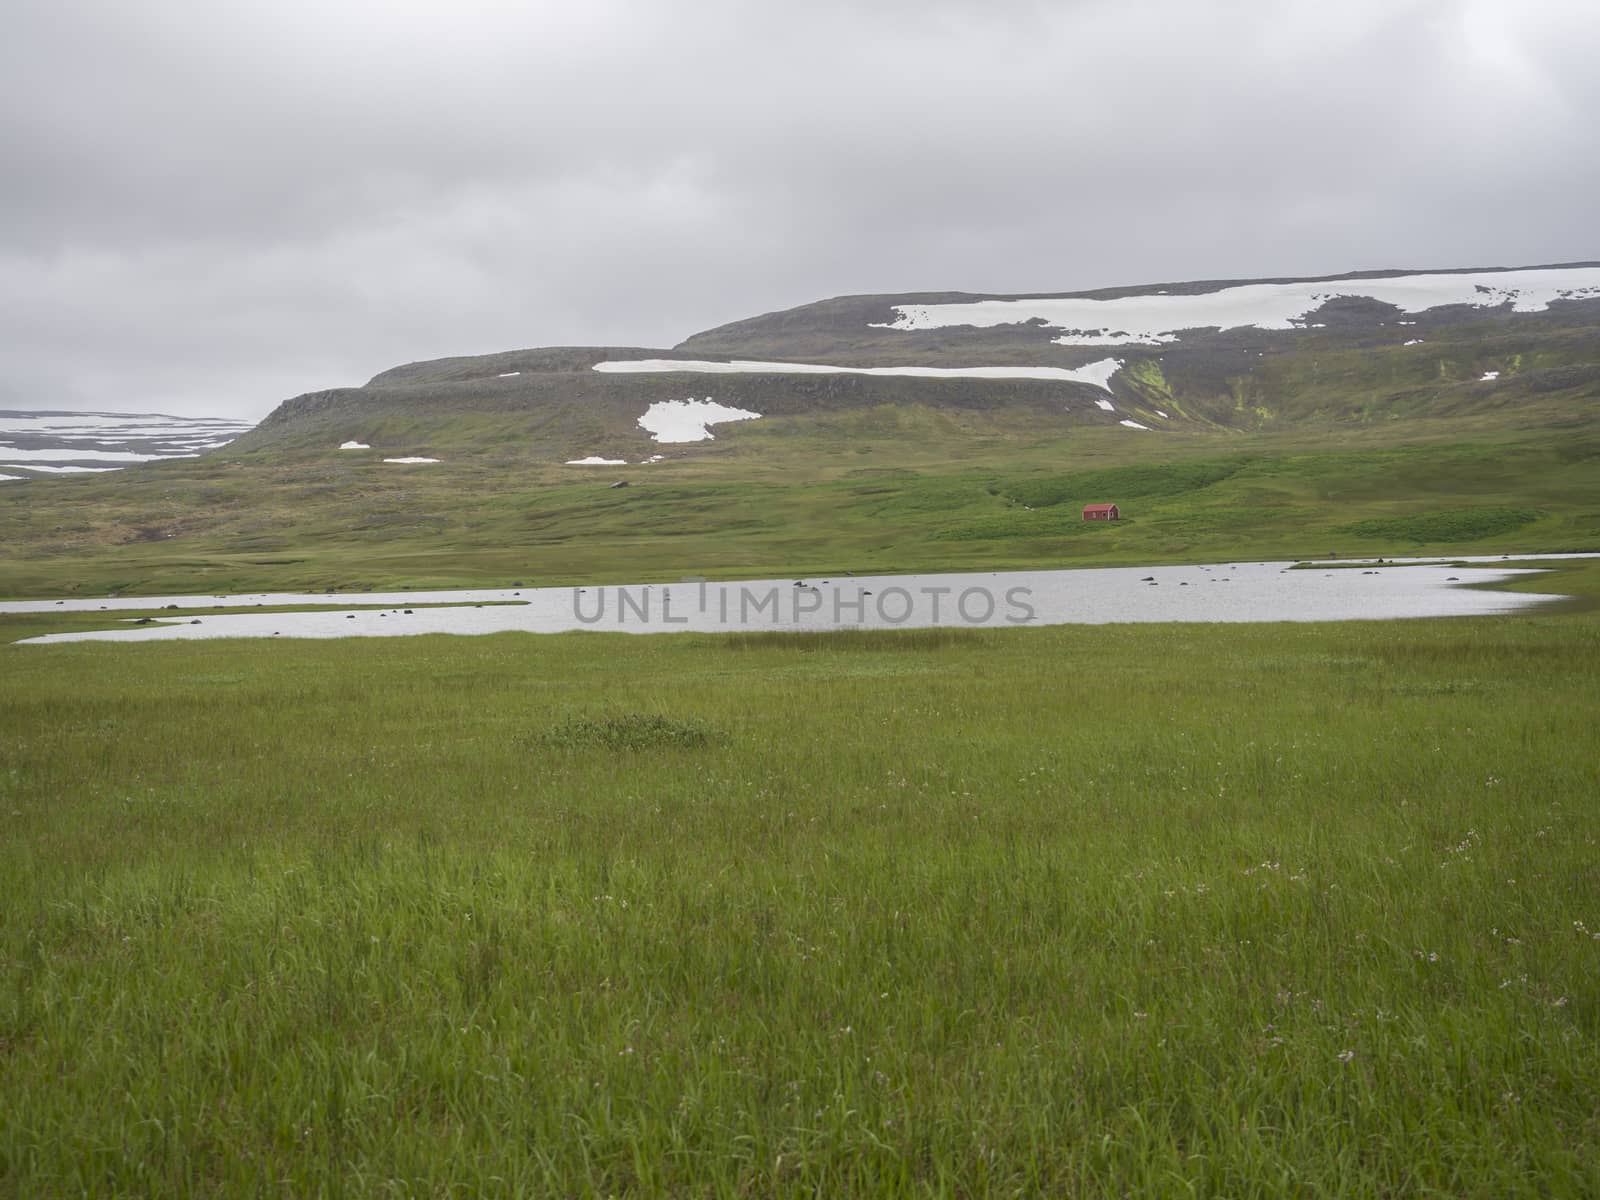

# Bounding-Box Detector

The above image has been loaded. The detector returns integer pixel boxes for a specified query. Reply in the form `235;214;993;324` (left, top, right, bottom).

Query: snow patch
1057;358;1123;392
1155;410;1170;419
1094;398;1116;412
566;456;628;465
0;445;167;463
596;357;1125;390
382;457;439;464
871;267;1600;346
0;410;250;476
1480;370;1500;381
0;473;23;481
0;463;121;473
1403;339;1424;346
638;398;761;444
339;440;371;450
497;372;520;377
0;415;251;436
1119;420;1151;430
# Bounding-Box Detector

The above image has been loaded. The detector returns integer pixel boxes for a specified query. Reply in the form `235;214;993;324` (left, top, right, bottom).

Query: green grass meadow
4;414;1599;600
3;561;1599;1195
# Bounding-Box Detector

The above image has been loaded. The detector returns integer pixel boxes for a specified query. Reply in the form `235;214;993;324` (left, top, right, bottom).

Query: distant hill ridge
676;262;1600;360
234;261;1600;462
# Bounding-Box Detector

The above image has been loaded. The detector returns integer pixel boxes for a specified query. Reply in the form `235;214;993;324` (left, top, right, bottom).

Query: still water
5;554;1590;644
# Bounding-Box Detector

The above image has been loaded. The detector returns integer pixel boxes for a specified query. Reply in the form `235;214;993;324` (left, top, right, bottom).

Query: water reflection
6;554;1590;644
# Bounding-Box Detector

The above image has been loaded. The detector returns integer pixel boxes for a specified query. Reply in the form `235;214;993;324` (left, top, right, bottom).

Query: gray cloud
2;0;1597;417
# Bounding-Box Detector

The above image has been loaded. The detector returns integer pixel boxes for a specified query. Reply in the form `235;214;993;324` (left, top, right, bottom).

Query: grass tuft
718;626;1003;652
527;711;721;751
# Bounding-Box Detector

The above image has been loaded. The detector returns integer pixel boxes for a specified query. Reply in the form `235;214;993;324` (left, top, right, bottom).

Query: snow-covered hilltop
0;411;255;482
870;267;1600;347
673;262;1600;363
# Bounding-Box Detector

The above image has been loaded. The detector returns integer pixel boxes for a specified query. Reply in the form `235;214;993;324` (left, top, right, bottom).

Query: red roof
1083;503;1118;514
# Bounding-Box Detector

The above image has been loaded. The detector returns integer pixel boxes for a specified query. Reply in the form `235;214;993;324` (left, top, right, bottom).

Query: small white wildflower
1337;1049;1355;1063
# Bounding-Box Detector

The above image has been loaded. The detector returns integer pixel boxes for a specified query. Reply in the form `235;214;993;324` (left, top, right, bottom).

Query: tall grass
2;608;1598;1194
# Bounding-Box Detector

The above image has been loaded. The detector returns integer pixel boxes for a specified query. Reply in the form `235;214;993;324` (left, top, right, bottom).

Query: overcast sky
3;0;1597;419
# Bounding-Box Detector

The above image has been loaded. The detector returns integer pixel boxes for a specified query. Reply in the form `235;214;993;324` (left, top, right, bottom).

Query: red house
1083;503;1120;521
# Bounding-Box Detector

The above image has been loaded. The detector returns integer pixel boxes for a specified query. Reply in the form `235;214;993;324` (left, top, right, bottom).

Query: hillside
678;263;1600;358
214;263;1600;464
3;263;1599;597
